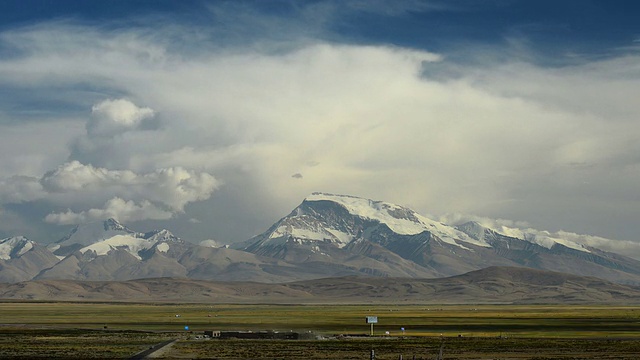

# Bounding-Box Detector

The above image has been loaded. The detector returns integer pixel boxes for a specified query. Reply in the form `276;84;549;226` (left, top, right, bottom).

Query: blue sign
184;326;189;331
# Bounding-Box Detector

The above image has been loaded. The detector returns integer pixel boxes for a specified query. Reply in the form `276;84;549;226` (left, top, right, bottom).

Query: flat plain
2;302;640;359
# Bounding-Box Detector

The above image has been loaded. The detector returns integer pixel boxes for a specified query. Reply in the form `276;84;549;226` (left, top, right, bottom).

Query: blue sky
1;0;640;256
2;1;638;56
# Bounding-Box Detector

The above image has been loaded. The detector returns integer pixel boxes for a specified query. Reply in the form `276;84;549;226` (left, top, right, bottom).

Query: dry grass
0;328;178;359
2;302;640;358
168;337;640;360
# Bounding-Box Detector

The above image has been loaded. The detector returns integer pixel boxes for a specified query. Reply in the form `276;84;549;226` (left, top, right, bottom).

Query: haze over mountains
2;193;640;287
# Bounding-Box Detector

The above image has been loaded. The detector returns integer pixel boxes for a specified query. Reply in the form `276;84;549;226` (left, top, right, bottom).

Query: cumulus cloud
40;161;135;193
88;99;154;137
39;161;219;211
0;160;219;224
45;197;173;224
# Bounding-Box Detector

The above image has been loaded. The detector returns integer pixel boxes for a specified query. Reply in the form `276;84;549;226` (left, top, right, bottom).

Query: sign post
365;316;378;336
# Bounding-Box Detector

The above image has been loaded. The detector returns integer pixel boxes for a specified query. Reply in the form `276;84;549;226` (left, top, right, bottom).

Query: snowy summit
305;193;490;248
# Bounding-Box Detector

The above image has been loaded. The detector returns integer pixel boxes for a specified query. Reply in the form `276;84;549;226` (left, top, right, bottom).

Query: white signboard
366;316;378;324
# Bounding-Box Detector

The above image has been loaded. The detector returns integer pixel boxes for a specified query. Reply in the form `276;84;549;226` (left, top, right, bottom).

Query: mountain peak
0;236;34;260
144;229;181;243
104;218;127;231
303;193;488;247
455;221;489;242
304;193;422;230
50;218;139;256
244;193;491;255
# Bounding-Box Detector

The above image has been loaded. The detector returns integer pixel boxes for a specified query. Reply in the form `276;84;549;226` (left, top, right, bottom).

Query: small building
204;330;221;338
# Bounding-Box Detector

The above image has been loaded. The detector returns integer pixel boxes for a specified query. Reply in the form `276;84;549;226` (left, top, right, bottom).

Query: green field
2;302;640;359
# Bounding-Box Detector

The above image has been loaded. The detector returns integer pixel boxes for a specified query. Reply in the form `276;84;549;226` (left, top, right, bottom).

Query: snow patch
48;244;60;252
0;237;31;260
306;193;490;249
156;242;170;253
56;219;139;248
494;225;590;253
199;239;219;248
326;229;352;245
268;224;351;248
79;235;155;260
18;241;32;256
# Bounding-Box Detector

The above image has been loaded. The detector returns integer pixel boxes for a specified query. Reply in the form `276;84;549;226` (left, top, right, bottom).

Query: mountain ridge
238;193;640;285
2;193;640;286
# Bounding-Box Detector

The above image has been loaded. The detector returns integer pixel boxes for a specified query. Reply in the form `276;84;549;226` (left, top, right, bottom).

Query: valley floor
2;302;640;359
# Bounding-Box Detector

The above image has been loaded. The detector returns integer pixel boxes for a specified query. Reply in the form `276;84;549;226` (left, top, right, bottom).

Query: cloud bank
0;95;219;226
0;159;219;225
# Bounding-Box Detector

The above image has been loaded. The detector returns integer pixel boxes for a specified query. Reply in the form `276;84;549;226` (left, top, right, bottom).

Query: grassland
172;337;640;359
2;302;640;358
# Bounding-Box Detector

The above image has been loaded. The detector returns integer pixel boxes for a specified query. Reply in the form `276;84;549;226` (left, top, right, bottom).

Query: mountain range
2;192;640;286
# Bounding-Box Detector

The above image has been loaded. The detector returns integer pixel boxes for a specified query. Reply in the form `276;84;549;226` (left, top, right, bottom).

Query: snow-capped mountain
48;218;140;257
0;236;34;261
31;218;299;282
37;219;192;280
247;193;490;251
0;236;60;282
453;220;640;283
455;221;591;253
144;229;181;243
240;193;640;284
2;193;640;285
47;219;185;260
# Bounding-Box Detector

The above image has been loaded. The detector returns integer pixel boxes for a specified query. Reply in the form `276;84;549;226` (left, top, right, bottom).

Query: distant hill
1;266;639;304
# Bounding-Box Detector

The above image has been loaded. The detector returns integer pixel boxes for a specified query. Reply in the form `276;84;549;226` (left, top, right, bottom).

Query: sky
0;0;639;255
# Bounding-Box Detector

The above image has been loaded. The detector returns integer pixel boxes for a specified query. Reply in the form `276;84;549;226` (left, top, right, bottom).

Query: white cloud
437;213;531;230
1;160;219;223
39;161;219;211
45;197;173;225
88;99;154;136
40;161;136;192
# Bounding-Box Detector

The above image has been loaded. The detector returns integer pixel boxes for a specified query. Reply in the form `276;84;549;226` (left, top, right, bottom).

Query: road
129;339;177;360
